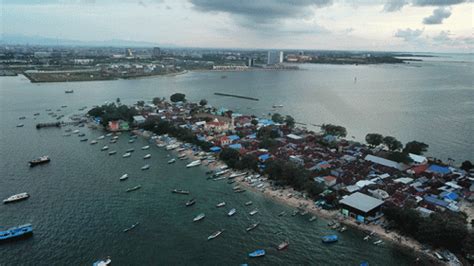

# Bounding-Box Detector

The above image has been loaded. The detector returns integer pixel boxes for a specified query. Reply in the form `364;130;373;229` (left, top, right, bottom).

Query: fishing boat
278;211;286;217
64;90;74;93
108;151;117;155
0;224;33;242
249;209;259;216
246;222;259;232
272;104;284;108
29;155;50;167
216;202;226;208
193;213;205;222
178;153;187;159
101;146;109;151
309;216;317;222
126;148;135;153
90;140;98;145
141;145;150;150
373;240;383;245
123;222;139;232
248;249;265;258
16;124;24;128
3;192;30;204
92;257;111;266
122;152;132;158
234;189;246;193
141;164;150;170
228;172;247;179
19;116;26;120
186;160;201;168
109;139;117;144
186;198;196;207
207;229;224;240
120;174;128;181
80;138;88;142
97;135;105;140
172;189;190;195
227;208;236;217
339;226;347;232
128;139;135;143
143;154;151;159
126;185;141;192
72;130;80;134
291;210;298;216
78;133;86;137
168;158;176;164
106;133;112;137
322;235;338;243
245;201;253;206
227;180;236;184
277;241;289;251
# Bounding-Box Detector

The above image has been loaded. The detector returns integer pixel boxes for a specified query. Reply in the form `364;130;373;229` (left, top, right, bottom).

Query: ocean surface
0;54;472;265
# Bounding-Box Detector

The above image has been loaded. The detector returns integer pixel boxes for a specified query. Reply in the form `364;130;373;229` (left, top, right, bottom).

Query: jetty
36;121;80;129
214;92;259;101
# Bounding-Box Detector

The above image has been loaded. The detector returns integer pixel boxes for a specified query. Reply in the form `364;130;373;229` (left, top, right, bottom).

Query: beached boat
29;155;50;167
157;143;166;148
126;148;135;153
193;213;205;222
248;249;265;258
228;208;236;217
216;202;226;208
322;235;338;243
178;153;187;159
126;185;141;192
92;257;111;266
172;189;190;195
227;180;236;184
90;140;98;145
101;146;109;151
3;192;30;204
249;209;259;216
123;222;139;232
213;176;226;181
141;145;150;150
245;201;253;206
186;198;196;207
122;152;132;158
228;172;247;179
277;241;289;251
143;154;151;159
186;160;201;168
207;229;224;240
141;164;150;170
309;216;317;222
108;151;117;155
120;174;128;181
0;224;33;242
246;222;259;232
168;158;176;164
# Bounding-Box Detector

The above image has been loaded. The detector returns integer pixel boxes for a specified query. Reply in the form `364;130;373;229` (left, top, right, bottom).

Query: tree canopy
199;99;208;106
383;136;403;151
271;113;284;123
365;133;384;147
321;124;347;138
403;141;429;155
285;115;295;128
170;93;186;103
461;160;473;171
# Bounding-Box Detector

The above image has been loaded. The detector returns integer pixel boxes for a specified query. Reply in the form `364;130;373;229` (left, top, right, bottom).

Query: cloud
432;30;452;42
394;28;424;41
189;0;333;23
423;7;451;24
412;0;467;6
383;0;407;11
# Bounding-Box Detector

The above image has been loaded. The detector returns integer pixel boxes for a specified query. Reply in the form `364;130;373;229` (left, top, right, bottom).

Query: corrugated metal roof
339;192;384;213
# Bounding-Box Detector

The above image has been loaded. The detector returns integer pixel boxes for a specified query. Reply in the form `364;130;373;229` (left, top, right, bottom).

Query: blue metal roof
210;146;222;152
427;164;451;175
229;143;242;150
227;135;240;141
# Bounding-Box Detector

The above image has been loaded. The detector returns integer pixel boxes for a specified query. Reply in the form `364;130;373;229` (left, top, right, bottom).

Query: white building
267;51;283;65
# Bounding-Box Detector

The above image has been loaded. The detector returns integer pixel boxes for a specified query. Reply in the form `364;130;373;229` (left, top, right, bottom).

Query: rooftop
339;192;384;213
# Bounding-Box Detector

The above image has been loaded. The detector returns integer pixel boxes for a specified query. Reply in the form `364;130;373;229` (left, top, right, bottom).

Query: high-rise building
267;50;283;65
125;48;133;57
247;58;255;67
152;47;161;58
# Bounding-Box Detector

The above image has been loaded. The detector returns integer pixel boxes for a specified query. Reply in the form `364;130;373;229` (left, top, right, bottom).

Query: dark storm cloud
189;0;333;23
394;28;424;41
423;7;452;24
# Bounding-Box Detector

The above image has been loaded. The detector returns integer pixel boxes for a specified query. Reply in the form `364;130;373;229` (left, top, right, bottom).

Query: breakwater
214;92;259;101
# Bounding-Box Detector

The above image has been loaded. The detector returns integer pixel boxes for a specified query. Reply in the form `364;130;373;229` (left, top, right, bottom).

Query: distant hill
0;34;178;48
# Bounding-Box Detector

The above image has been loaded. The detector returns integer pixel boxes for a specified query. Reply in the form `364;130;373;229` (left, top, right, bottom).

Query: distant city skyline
2;0;473;53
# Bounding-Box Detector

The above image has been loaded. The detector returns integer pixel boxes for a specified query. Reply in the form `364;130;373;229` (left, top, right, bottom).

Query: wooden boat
277;241;289;251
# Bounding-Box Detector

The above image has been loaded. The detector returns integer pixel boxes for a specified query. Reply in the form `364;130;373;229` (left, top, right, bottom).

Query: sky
1;0;473;52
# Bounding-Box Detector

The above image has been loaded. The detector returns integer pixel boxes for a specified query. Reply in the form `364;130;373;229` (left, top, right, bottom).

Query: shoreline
133;129;443;265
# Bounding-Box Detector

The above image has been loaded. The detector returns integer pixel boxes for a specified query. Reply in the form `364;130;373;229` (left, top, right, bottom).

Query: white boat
108;151;117;155
143;154;151;159
166;144;179;150
122;152;132;158
193;213;205;222
90;140;98;145
216;202;226;208
207;229;224;240
245;201;253;206
106;133;112;137
141;164;150;170
177;147;186;152
3;192;30;204
246;222;260;232
112;136;119;140
229;172;247;179
141;145;150;150
168;158;176;164
120;174;128;181
157;143;166;148
93;257;111;266
101;146;109;151
249;209;259;216
128;139;135;143
214;169;229;176
97;135;105;140
72;130;80;134
374;240;383;245
186;160;201;168
228;208;236;217
272;104;284;108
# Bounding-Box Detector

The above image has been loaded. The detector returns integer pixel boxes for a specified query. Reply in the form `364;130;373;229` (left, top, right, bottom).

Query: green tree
152;97;162;105
199;99;208;106
219;148;240;168
136;100;145;107
116;97;121;104
170;93;186;102
365;133;384;147
460;160;473;171
387;151;413;164
321;124;347;138
271;113;284;123
403;141;429;155
383;136;403;151
285;115;295;128
251;119;258;126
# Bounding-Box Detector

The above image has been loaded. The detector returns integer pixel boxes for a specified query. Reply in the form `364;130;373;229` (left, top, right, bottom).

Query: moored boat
80;138;88;142
186;160;201;168
373;240;383;245
168;158;176;164
0;224;33;242
92;257;111;266
16;124;24;127
3;192;30;204
245;201;253;206
339;226;347;232
228;208;236;217
141;164;150;170
126;148;135;153
101;146;109;151
246;222;259;232
249;209;259;216
122;152;132;158
120;174;128;181
65;89;74;93
126;185;141;192
216;202;226;208
309;216;317;222
143;154;151;159
172;189;190;195
322;235;338;243
207;229;224;240
97;135;105;140
108;150;117;155
277;241;289;250
186;198;196;206
123;222;139;232
193;213;205;222
29;155;50;167
278;211;286;217
90;140;98;145
248;249;265;258
141;145;150;150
